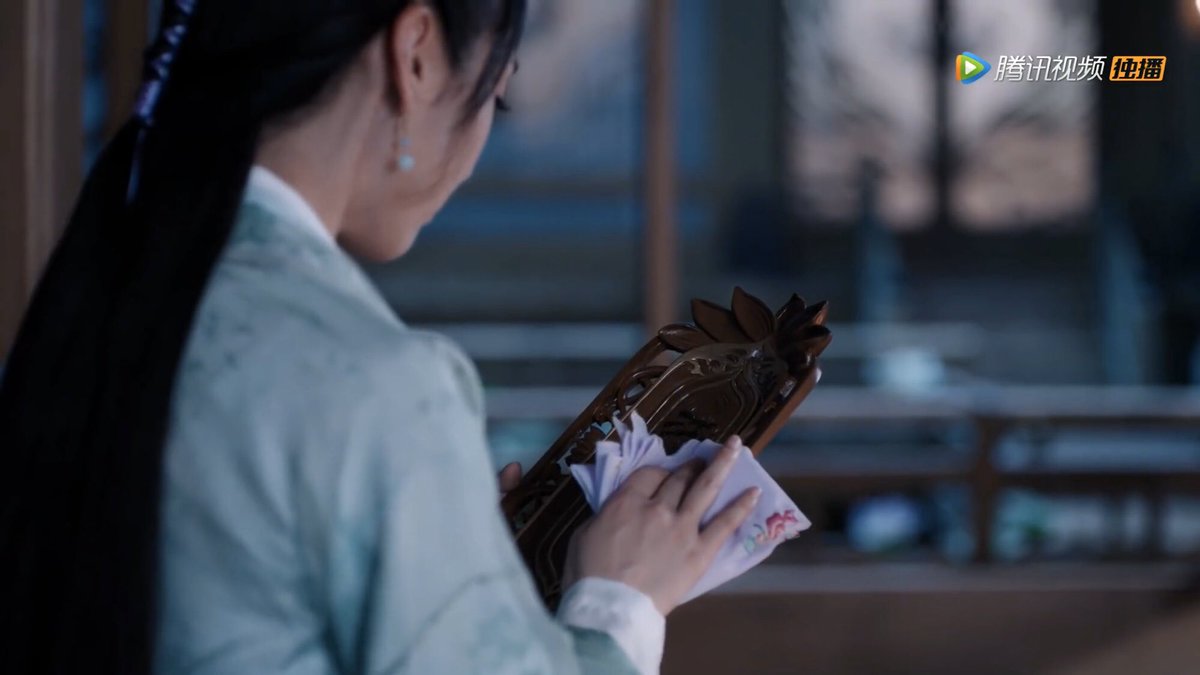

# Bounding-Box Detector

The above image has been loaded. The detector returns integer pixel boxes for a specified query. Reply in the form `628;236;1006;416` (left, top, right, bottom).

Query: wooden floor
661;563;1200;675
1053;604;1200;675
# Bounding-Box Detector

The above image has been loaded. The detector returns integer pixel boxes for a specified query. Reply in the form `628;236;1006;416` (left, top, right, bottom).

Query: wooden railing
485;384;1200;563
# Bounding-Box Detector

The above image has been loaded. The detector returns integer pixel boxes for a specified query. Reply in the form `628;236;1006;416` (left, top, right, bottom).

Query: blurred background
3;0;1200;672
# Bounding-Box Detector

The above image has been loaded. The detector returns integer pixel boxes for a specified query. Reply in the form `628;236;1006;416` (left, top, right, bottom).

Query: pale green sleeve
324;333;640;675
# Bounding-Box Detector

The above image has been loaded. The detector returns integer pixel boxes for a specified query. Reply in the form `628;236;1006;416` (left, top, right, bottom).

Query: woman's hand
563;436;760;616
498;462;522;499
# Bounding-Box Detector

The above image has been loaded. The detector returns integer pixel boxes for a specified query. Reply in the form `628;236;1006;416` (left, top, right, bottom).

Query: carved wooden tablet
500;288;831;606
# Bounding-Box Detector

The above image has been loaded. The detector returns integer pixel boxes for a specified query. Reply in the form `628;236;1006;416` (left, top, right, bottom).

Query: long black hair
0;1;524;672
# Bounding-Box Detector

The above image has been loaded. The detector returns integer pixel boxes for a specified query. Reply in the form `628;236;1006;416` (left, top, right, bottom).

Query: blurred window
785;0;1098;231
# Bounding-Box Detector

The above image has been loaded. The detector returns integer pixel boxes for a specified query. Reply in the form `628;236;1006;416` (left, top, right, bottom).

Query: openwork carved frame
501;288;831;606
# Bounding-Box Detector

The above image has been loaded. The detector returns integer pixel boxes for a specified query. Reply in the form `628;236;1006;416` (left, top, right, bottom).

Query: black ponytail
0;2;524;673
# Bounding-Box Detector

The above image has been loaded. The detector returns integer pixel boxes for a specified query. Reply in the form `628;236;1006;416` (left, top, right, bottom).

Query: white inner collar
244;165;337;247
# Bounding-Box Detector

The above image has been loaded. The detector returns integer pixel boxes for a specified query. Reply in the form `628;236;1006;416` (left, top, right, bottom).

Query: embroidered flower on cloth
743;510;804;553
570;414;810;602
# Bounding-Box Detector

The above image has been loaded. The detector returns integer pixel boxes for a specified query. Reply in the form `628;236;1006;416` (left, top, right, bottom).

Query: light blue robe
154;169;656;674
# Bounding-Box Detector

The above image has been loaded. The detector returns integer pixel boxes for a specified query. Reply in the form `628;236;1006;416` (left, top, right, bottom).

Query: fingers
619;465;671;499
698;486;761;555
498;462;522;493
679;436;744;521
652;459;704;509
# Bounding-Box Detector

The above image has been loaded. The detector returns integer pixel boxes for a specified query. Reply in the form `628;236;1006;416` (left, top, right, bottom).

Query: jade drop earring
392;117;415;172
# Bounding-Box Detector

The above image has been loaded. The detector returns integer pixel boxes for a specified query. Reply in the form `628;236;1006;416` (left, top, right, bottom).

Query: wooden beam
642;0;679;335
0;0;84;356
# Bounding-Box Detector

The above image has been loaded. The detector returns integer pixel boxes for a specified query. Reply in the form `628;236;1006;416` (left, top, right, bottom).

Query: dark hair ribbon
127;0;200;203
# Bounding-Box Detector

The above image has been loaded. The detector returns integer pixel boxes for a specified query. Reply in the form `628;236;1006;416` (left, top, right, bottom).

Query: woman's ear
388;4;452;112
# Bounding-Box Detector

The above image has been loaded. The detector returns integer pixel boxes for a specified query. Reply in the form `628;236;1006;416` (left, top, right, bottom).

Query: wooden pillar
0;0;84;356
931;0;952;232
971;418;1004;563
104;0;152;139
643;0;679;335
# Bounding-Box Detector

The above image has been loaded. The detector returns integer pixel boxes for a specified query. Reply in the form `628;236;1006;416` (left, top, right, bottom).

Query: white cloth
571;414;810;602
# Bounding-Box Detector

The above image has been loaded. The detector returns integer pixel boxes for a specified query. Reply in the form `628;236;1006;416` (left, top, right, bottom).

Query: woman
0;1;760;673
